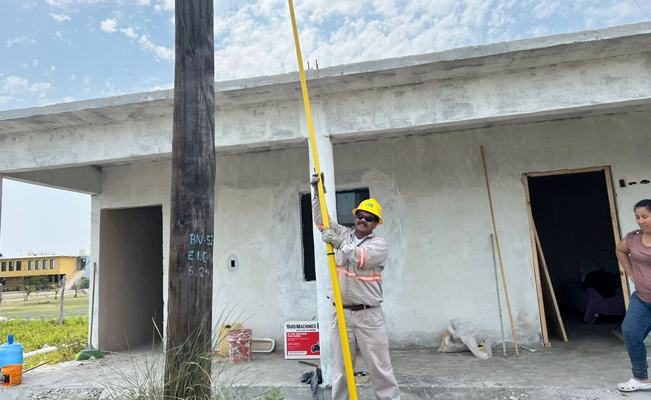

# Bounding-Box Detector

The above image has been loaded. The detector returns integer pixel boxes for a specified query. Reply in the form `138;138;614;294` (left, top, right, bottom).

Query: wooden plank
522;175;551;348
526;166;606;178
165;0;216;398
481;146;519;356
534;225;568;342
604;167;630;309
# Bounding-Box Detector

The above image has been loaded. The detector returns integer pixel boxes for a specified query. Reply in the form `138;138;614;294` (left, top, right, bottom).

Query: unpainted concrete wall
90;147;315;349
91;162;171;348
90;110;651;349
212;147;316;341
334;110;651;347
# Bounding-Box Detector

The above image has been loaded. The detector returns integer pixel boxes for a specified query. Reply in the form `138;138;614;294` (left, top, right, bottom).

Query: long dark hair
634;199;651;212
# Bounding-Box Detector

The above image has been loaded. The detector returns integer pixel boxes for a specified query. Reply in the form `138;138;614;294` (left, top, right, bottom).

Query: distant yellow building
0;255;88;290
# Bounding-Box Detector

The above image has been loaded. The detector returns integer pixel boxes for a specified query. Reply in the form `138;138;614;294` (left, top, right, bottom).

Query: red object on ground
227;329;252;363
284;321;320;359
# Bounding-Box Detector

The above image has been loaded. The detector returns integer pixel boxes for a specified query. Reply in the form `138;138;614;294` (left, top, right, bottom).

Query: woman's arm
616;238;635;284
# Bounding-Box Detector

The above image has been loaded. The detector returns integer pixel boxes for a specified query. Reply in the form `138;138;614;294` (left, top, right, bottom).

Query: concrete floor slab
1;319;643;399
0;346;637;399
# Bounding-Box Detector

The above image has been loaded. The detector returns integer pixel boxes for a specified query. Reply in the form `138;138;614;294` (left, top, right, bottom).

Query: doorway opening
524;167;628;346
98;206;164;352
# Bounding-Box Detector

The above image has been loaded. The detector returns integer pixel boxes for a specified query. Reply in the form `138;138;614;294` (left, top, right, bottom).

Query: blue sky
0;0;649;256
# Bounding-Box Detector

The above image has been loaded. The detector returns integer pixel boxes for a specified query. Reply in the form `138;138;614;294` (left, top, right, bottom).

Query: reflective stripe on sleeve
336;266;382;283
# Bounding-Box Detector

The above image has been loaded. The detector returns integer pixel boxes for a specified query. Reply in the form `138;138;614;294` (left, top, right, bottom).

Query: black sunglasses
356;213;377;223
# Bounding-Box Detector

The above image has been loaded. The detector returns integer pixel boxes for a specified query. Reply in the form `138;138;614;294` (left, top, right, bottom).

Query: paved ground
3;316;647;399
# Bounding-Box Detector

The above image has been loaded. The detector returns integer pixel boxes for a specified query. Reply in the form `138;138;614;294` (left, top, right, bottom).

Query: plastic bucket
227;329;252;363
2;364;22;386
0;335;23;370
218;323;243;357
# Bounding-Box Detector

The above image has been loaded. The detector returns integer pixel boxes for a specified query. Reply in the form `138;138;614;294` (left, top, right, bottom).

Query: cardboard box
284;321;320;359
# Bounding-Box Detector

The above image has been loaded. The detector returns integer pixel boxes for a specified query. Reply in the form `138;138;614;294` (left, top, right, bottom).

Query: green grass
0;317;88;370
0;292;89;369
0;292;89;320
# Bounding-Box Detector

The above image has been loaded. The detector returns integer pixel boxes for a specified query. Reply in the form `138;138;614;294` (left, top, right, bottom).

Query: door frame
522;166;629;347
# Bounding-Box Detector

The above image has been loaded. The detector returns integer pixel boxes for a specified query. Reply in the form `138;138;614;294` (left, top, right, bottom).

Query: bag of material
437;319;492;359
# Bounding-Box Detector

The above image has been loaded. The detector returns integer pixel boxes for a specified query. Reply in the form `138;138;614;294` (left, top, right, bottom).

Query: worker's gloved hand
321;228;344;249
310;172;326;194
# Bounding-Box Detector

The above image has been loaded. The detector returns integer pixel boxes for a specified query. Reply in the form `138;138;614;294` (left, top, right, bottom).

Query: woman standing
618;199;651;392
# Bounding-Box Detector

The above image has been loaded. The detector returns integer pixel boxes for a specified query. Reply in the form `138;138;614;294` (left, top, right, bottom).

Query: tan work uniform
313;195;401;400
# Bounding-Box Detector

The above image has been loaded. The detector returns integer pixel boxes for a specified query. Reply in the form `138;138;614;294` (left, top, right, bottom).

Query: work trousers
330;306;400;400
622;292;651;380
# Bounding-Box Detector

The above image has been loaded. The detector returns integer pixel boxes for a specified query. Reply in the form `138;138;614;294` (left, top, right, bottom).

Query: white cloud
138;35;174;61
0;76;54;103
2;76;30;95
0;96;12;107
100;18;118;33
100;77;123;97
50;13;72;22
532;1;567;19
32;59;39;67
212;0;508;80
6;36;36;48
69;74;76;81
145;84;173;91
154;0;173;13
46;0;154;6
120;27;138;39
46;0;106;8
527;25;551;37
83;75;91;93
29;82;54;98
582;1;641;29
54;31;73;45
204;0;648;82
62;96;75;102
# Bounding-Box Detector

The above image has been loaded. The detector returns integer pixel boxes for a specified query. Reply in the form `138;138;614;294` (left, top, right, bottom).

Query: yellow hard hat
353;198;383;225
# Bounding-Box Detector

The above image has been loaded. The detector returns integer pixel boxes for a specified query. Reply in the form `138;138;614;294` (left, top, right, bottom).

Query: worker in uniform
311;174;401;400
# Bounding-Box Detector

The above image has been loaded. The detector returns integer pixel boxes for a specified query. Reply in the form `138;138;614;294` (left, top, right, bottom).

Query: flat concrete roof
1;22;651;137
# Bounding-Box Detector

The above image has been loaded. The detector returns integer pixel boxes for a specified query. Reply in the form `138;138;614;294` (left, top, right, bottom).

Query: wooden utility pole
164;0;216;398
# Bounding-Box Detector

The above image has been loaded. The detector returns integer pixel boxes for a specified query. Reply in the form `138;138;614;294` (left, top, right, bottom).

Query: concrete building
1;22;650;381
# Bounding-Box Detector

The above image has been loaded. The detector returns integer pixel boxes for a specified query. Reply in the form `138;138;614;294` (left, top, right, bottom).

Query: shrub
0;316;88;370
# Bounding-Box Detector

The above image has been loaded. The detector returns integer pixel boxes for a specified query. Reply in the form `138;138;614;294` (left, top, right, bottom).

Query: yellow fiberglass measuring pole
287;1;358;399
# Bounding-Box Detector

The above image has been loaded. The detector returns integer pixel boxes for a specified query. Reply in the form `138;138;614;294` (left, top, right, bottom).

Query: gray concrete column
306;103;337;386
